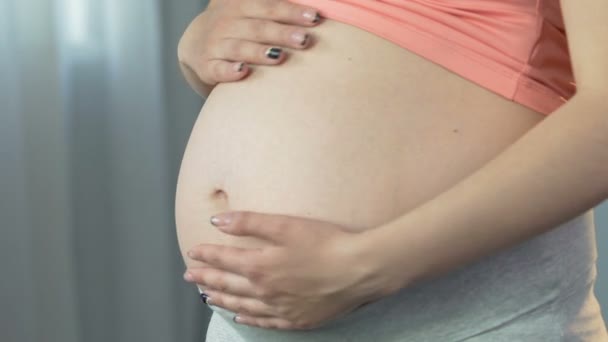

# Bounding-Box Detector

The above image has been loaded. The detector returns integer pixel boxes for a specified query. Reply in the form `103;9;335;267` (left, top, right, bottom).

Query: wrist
351;226;413;298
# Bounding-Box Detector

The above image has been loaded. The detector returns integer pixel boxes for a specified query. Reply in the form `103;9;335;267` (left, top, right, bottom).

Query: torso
175;19;606;341
175;19;544;260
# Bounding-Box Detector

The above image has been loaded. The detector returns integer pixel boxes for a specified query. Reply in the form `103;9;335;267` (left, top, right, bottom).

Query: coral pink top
291;0;576;115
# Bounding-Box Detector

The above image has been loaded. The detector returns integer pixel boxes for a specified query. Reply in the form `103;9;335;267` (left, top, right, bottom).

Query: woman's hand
183;211;403;330
178;0;322;97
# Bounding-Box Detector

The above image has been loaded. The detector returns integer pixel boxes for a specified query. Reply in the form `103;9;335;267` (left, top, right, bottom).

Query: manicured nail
200;293;211;304
210;213;232;226
303;10;320;23
265;47;282;60
233;62;245;72
312;13;321;23
291;32;309;46
210;216;220;226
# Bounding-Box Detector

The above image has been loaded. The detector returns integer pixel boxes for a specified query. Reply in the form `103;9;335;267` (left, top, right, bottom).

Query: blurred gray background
0;0;606;341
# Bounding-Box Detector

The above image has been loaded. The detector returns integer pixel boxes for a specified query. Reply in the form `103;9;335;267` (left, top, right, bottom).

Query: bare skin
176;16;550;329
177;0;608;332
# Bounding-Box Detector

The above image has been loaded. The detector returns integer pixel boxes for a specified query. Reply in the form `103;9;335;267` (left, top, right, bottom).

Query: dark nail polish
200;293;210;304
236;62;244;72
266;47;282;60
312;13;321;23
300;34;309;47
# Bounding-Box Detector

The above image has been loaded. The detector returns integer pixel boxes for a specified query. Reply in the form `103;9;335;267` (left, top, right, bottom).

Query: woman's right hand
177;0;322;97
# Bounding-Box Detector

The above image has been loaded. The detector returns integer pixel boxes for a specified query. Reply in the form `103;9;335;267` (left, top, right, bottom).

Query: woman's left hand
183;211;399;330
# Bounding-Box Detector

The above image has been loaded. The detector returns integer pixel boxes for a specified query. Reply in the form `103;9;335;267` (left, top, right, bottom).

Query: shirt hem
292;0;568;115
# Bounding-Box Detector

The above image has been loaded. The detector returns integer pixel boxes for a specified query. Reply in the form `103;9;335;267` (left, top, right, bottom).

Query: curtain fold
0;0;209;341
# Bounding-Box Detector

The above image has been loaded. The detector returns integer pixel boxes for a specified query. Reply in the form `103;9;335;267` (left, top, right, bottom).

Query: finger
212;38;288;66
204;289;277;318
201;59;250;84
234;315;307;330
210;211;289;244
225;18;312;49
187;244;262;276
184;267;258;298
241;0;321;26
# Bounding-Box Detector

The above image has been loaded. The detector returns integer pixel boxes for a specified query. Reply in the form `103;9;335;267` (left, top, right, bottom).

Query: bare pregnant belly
174;19;545;270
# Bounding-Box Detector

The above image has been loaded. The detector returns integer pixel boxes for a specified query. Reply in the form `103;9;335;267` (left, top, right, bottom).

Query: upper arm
560;0;608;94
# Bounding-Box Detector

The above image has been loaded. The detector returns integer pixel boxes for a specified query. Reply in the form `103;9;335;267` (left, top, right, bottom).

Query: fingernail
291;32;309;46
233;315;241;323
184;272;194;281
265;47;282;60
200;293;211;304
312;13;321;23
303;10;320;23
233;62;245;72
210;213;232;226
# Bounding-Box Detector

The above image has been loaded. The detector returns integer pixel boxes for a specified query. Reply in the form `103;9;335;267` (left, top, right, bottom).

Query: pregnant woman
176;0;608;340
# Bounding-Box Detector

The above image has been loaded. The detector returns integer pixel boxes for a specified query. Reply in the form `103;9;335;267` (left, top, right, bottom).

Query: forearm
362;91;608;292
